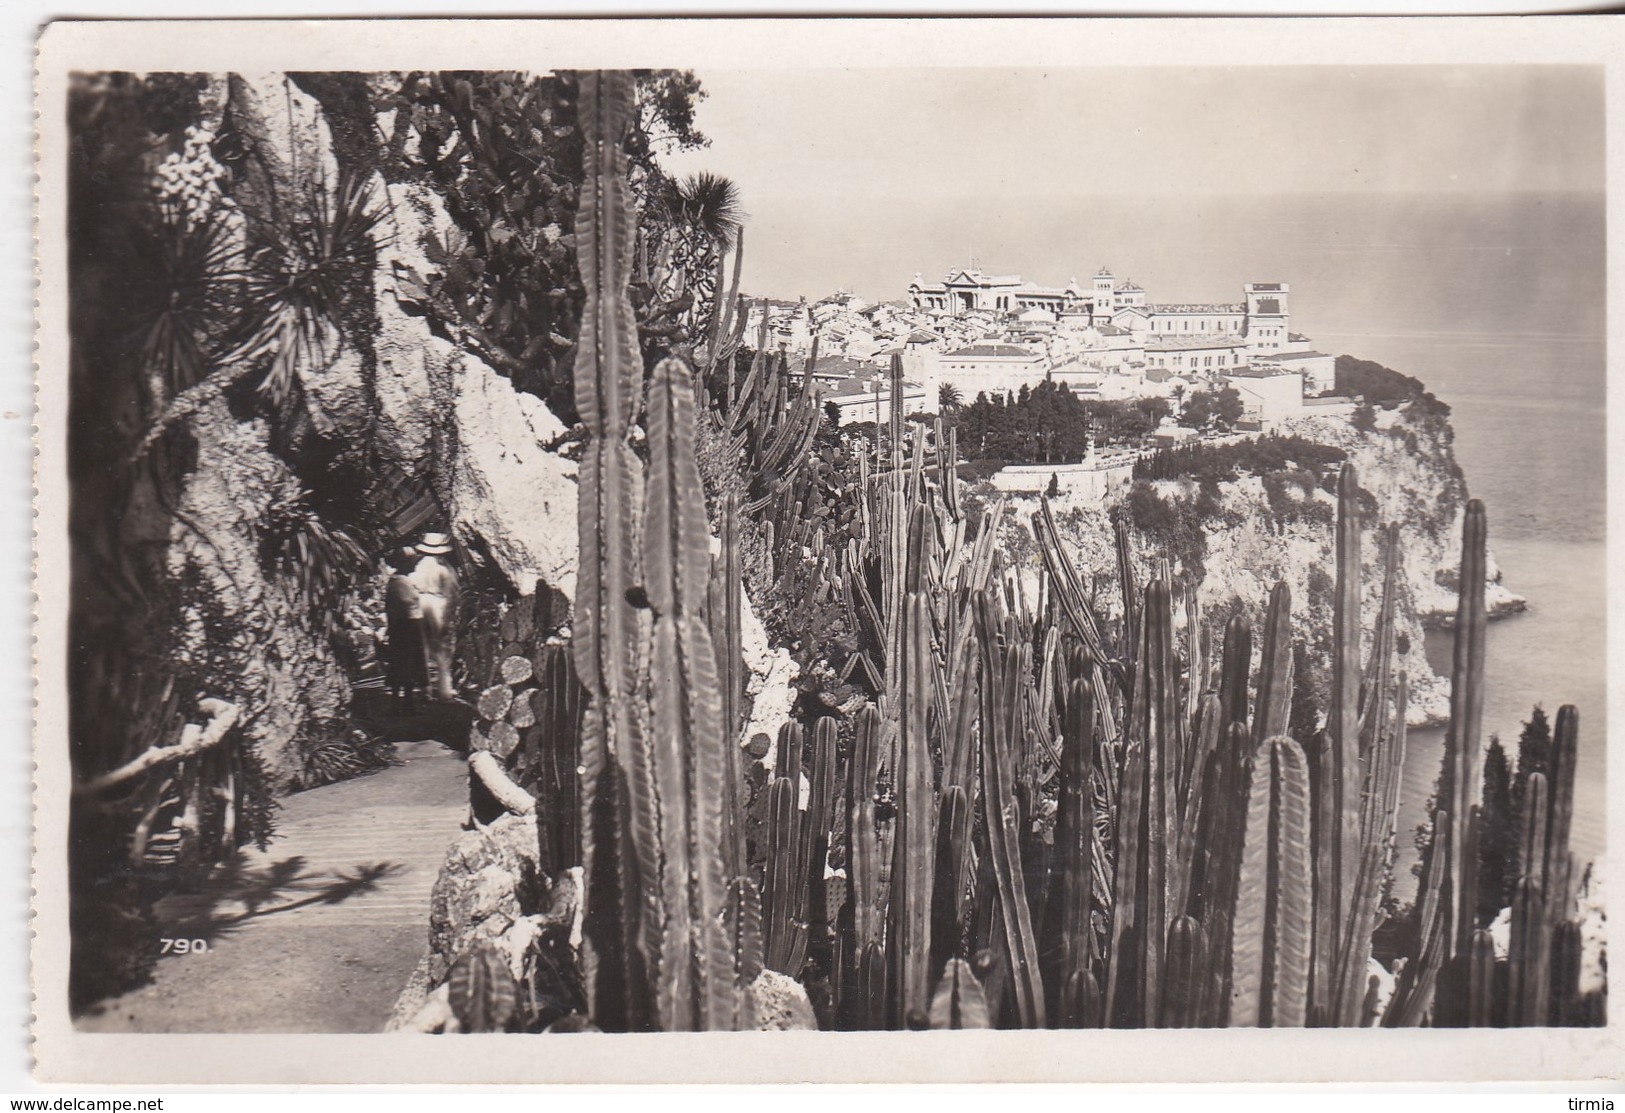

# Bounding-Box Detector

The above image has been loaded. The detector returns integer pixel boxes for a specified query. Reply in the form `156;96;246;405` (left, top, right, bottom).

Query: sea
770;190;1608;887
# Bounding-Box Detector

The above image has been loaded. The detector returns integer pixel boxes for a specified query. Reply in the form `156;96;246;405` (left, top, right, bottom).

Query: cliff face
1032;397;1514;726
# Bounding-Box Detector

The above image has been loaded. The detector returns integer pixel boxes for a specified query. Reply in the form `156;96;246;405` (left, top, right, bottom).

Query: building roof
1094;267;1114;278
1248;282;1284;292
863;298;911;314
1115;282;1144;292
942;269;1023;288
811;354;882;380
1145;335;1249;352
943;343;1042;359
1262;350;1331;362
823;376;927;403
1152;303;1246;314
1288;332;1310;343
1096;324;1132;337
1223;366;1299;379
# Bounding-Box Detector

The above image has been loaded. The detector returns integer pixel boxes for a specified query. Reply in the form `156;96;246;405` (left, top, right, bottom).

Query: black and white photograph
29;16;1622;1085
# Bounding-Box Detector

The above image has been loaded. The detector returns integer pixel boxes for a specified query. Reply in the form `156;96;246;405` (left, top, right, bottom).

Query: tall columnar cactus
889;592;936;1024
528;643;586;879
1331;528;1408;1025
1327;464;1363;975
572;69;649;1032
1230;735;1314;1028
1443;498;1488;963
571;70;747;1032
640;354;736;1030
763;733;803;975
708;488;747;879
1043;675;1096;1025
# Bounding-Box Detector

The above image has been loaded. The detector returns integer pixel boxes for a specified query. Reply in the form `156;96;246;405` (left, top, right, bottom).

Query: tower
1092;267;1115;324
1243;282;1290;353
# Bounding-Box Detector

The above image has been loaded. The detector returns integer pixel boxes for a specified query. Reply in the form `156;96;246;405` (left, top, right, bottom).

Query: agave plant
126;203;240;399
225;168;385;408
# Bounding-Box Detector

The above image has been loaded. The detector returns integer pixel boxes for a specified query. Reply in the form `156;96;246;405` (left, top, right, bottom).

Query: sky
662;65;1604;299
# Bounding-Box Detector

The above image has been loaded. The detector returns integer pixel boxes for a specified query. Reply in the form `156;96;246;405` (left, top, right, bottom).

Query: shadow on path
77;738;468;1033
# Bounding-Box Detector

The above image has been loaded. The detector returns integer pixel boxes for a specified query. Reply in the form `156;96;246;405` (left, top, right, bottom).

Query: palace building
908;266;1297;361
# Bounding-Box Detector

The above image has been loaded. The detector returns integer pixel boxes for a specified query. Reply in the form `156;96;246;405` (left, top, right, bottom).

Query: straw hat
417;532;453;556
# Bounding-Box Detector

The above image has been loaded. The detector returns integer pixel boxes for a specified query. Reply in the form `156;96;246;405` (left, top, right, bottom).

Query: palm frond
673;171;742;248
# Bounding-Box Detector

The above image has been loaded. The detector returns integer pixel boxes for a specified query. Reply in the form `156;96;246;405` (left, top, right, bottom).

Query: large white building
909;266;1306;362
935;342;1049;399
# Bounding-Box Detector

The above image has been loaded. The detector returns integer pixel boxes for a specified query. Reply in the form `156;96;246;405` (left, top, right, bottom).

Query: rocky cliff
1027;394;1518;726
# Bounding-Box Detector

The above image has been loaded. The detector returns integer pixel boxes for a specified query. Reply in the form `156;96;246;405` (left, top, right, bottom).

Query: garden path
76;737;468;1033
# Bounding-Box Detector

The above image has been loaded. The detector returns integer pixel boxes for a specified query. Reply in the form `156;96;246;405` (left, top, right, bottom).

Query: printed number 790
159;938;208;955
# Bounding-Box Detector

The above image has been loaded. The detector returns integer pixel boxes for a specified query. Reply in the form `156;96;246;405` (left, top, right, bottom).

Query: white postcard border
31;14;1625;1085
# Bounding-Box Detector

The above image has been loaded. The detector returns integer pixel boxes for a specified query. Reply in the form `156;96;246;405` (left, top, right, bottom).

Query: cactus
527;644;585;879
1328;467;1364;951
764;724;804;976
927;957;991;1029
1442;499;1488;964
979;608;1047;1028
1467;927;1495;1028
448;941;519;1033
569;71;753;1032
1544;705;1579;926
1160;915;1211;1028
1230;735;1314;1028
639;354;737;1030
1042;675;1096;1023
571;69;650;1032
708;488;747;879
889;591;936;1024
930;783;973;984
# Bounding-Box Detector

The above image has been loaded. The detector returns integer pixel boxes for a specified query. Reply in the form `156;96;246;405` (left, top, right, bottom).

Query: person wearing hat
383;545;429;710
411;532;461;702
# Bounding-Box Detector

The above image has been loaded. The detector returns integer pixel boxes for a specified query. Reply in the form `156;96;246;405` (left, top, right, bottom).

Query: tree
938;381;962;413
1350;400;1378;433
1288;640;1321;744
1214;386;1245;430
1511;704;1553;837
1046;472;1060;498
382;69;711;417
651;169;744;334
1180;390;1215;429
1478;736;1517;921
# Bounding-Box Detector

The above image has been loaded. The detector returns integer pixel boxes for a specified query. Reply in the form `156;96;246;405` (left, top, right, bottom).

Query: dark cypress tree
1511;704;1552;832
1288;639;1321;745
1477;735;1516;921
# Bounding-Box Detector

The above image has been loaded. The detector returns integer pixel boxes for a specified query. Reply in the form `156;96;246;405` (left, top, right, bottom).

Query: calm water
1298;193;1607;884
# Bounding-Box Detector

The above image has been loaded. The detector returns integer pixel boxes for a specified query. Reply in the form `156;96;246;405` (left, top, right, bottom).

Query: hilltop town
746;266;1353;444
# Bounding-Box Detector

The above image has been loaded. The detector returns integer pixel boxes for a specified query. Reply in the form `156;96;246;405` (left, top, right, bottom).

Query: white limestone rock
745;969;817;1031
739;593;797;773
447;354;579;600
